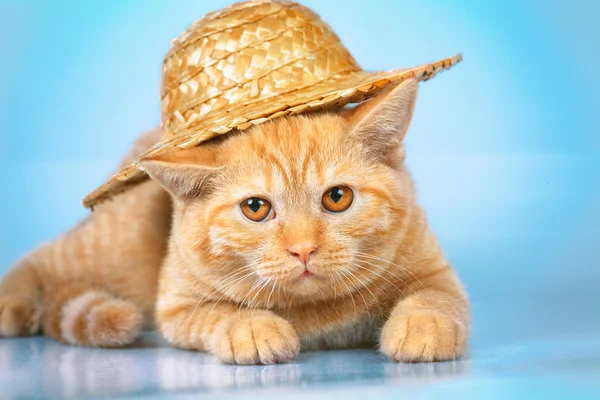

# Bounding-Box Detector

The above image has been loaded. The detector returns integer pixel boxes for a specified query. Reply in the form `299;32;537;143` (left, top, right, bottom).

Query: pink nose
287;243;318;265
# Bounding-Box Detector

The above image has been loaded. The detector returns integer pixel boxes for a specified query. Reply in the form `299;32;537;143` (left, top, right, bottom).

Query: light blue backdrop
0;0;599;367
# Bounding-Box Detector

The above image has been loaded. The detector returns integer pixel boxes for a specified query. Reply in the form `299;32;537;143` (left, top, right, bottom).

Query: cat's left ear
139;146;224;201
349;78;418;164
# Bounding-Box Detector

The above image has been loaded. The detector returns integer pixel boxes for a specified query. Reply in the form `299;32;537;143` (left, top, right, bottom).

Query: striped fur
0;80;470;363
0;130;170;347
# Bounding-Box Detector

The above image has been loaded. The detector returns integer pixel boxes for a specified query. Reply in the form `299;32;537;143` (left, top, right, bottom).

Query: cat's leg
380;264;470;362
0;256;43;337
0;252;144;347
157;298;299;364
42;281;143;348
0;180;169;346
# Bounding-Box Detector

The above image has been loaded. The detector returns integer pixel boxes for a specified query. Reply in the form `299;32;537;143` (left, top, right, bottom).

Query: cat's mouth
301;270;314;278
289;264;320;281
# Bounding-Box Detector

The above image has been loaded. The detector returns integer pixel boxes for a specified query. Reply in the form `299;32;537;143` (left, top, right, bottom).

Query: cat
0;79;470;364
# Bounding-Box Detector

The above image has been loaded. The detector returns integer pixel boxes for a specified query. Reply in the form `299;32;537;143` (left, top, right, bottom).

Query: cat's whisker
353;252;427;291
335;270;357;314
339;267;371;317
248;277;272;309
344;266;385;317
350;264;408;307
266;278;278;309
353;254;421;295
237;275;272;314
318;284;330;309
202;264;257;302
277;282;283;308
330;272;338;306
207;269;258;316
351;261;412;299
186;271;241;328
237;281;261;310
285;285;298;311
198;261;262;317
352;257;411;289
197;273;252;315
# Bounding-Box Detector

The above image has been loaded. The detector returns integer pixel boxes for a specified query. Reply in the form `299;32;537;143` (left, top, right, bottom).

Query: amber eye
240;197;273;222
322;185;354;213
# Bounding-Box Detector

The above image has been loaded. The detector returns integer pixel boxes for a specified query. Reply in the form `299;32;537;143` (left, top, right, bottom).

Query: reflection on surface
0;333;469;398
2;332;600;399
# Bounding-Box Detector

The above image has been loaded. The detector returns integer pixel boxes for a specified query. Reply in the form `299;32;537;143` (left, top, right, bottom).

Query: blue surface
1;329;599;399
0;0;599;399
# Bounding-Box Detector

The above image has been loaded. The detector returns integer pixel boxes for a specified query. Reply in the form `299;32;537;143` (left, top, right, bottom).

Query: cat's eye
322;185;353;213
240;197;273;222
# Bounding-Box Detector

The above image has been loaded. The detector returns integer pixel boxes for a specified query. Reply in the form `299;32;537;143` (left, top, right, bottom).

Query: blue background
0;1;599;396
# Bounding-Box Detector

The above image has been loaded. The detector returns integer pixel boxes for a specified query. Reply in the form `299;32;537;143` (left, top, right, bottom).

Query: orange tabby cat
0;79;470;364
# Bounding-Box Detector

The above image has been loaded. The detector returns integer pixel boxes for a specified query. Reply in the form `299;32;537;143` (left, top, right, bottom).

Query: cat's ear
139;146;223;200
349;78;418;163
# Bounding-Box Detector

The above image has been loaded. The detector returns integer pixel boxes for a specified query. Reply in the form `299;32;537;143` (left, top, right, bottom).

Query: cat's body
0;179;169;345
0;80;470;364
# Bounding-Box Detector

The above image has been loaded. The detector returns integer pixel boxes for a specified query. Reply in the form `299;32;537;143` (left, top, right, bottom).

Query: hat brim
83;53;462;209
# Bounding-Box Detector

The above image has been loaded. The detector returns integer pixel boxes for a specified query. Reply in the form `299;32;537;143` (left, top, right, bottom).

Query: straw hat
83;0;462;208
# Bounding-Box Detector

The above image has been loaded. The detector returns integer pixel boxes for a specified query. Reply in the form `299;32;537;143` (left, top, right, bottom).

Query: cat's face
143;79;418;306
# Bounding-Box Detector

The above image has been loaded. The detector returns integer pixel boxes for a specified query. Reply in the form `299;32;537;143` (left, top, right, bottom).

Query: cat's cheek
337;214;391;240
332;195;393;239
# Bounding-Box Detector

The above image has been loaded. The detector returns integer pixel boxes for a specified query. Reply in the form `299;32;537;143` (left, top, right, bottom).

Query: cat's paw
84;298;143;347
0;296;41;337
381;310;466;362
215;314;300;365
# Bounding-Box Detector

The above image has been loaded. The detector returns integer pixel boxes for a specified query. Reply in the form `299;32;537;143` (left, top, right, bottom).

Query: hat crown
161;0;361;136
82;0;461;209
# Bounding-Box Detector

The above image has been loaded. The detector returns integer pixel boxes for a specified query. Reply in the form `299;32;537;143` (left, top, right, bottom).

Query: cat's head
142;79;419;306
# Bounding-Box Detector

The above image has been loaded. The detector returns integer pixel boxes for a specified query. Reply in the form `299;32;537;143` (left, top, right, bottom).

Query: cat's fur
0;80;470;364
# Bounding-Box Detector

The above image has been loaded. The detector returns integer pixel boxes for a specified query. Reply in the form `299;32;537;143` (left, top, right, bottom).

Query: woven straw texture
83;0;462;208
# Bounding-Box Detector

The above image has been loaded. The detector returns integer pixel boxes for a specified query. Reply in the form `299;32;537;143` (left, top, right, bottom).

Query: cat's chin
281;272;330;295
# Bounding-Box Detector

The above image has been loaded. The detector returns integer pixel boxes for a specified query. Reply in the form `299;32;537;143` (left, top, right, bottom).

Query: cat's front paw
215;313;300;365
0;296;40;337
381;310;466;362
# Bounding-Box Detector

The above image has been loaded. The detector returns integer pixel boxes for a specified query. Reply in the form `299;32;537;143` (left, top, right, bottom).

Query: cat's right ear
139;146;223;201
347;79;418;165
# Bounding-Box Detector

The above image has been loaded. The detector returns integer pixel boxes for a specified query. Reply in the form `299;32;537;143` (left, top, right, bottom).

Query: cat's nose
287;243;318;265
